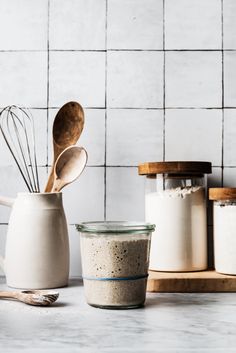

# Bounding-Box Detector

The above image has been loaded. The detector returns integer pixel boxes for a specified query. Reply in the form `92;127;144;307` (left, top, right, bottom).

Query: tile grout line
221;0;224;187
46;0;50;171
2;48;236;53
163;0;166;161
6;106;236;110
104;0;108;221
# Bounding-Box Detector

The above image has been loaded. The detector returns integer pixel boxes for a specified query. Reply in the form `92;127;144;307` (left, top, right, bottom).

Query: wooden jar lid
209;188;236;200
138;161;212;175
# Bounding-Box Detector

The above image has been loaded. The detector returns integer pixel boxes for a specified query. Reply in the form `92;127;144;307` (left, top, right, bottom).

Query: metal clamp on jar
209;188;236;275
138;161;212;272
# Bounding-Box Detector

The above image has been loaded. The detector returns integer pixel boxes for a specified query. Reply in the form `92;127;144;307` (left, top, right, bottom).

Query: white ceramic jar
209;188;236;275
0;192;69;289
139;161;212;272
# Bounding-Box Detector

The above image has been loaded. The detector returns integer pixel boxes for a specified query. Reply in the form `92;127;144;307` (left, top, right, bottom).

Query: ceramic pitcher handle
0;196;15;207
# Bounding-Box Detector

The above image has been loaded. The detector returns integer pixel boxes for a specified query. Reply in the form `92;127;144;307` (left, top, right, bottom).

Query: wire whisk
0;105;40;193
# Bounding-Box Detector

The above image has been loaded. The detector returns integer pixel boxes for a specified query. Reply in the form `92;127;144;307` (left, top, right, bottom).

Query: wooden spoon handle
0;291;17;299
51;179;66;193
44;166;55;192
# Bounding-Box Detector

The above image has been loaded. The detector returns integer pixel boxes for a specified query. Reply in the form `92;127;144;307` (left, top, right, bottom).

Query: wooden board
147;270;236;292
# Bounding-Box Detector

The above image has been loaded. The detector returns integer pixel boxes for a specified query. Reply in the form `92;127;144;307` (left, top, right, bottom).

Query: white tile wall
0;52;47;107
49;51;106;108
223;0;236;49
107;109;163;166
165;109;222;166
223;168;236;187
0;0;235;276
106;167;145;221
224;109;236;166
165;0;222;50
165;51;222;108
107;51;164;108
107;0;163;50
50;0;106;50
224;52;236;107
0;0;48;50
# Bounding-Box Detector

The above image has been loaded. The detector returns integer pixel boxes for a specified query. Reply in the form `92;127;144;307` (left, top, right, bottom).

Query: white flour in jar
145;186;207;271
80;235;150;308
214;202;236;275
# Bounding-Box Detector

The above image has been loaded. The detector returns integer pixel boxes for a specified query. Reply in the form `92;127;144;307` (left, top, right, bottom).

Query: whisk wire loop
0;105;40;193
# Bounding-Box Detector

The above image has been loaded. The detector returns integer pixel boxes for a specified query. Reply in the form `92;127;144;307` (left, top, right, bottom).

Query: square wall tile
107;109;163;165
0;0;47;50
63;167;104;224
0;52;47;107
165;0;221;50
224;52;236;107
0;109;47;167
165;109;222;166
49;52;106;108
107;0;163;50
224;109;236;166
223;0;236;49
223;167;236;187
165;51;222;108
68;225;82;277
107;51;163;108
106;167;145;221
48;108;105;166
0;225;7;276
50;0;106;50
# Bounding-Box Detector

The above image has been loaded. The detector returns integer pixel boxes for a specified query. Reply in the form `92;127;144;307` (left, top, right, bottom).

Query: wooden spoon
45;101;84;192
0;290;59;306
51;146;88;193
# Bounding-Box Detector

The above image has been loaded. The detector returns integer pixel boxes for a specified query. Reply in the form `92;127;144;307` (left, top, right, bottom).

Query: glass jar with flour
138;161;212;272
209;188;236;275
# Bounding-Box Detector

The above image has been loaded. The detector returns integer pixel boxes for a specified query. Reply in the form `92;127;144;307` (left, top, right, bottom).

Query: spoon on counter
0;290;59;306
51;146;88;193
45;101;84;192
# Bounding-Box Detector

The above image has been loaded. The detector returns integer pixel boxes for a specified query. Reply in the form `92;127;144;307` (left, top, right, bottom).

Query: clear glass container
209;188;236;275
76;222;155;309
139;161;212;272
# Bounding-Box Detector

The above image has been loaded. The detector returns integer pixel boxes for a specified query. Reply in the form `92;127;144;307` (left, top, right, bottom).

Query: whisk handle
0;196;15;207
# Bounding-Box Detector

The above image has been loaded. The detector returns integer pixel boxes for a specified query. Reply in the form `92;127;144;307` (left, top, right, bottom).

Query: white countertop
1;276;236;353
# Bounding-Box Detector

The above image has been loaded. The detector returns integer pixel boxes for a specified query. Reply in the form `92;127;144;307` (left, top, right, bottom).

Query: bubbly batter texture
80;235;150;308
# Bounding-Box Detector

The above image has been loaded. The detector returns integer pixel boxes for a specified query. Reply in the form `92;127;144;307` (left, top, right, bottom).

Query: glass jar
138;161;212;272
209;188;236;275
76;222;155;309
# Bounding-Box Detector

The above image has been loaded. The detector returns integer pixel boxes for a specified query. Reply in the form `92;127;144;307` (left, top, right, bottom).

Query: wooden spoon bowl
45;101;84;192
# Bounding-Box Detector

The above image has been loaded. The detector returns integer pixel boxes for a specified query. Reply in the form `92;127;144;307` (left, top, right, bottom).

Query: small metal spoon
51;146;88;193
0;290;59;306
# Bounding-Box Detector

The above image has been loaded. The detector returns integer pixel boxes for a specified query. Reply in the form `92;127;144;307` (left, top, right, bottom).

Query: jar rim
75;221;155;234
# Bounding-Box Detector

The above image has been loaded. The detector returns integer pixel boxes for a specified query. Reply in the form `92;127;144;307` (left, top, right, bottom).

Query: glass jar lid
76;221;155;234
209;188;236;201
138;161;212;175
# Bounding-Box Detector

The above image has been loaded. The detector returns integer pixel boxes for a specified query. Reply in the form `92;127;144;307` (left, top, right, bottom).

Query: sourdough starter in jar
77;222;155;309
